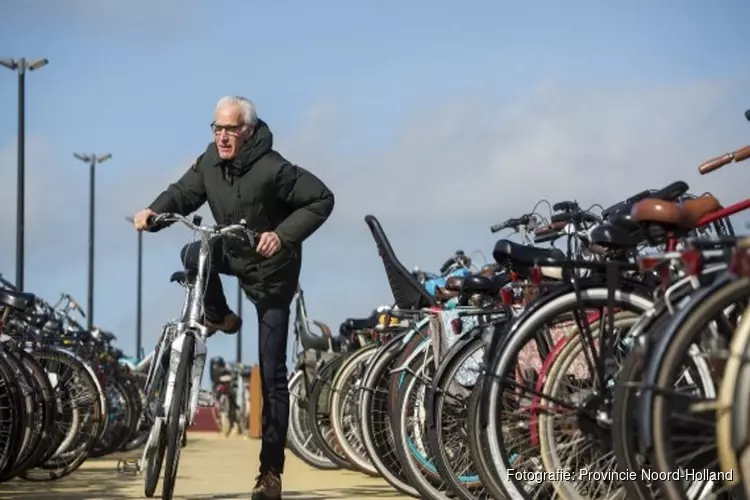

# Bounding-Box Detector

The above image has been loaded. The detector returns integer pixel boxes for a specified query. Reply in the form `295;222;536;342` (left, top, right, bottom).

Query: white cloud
308;81;747;227
281;79;750;333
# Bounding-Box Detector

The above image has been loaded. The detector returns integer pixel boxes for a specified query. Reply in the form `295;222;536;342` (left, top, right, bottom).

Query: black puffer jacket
149;119;335;303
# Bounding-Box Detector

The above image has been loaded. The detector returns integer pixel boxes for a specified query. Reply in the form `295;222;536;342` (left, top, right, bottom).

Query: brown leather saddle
630;193;721;230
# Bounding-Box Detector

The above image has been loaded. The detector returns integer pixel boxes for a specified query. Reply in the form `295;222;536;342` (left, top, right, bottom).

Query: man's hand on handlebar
133;208;156;231
257;232;281;257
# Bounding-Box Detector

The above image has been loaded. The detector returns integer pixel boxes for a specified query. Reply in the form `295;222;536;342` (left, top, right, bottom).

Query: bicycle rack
116;458;142;475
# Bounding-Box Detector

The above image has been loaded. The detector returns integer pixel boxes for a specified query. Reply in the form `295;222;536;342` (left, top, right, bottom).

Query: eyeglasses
211;122;243;136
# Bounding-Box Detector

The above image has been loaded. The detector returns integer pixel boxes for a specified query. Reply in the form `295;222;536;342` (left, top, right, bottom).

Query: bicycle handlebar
490;214;532;233
697;145;750;175
146;213;258;245
439;251;468;274
60;293;86;318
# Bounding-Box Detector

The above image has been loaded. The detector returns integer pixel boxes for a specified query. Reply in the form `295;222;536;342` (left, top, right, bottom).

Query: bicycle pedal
116;458;142;475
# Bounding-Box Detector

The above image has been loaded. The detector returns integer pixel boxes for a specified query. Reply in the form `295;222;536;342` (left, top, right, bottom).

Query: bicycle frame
162;234;214;428
140;215;253;489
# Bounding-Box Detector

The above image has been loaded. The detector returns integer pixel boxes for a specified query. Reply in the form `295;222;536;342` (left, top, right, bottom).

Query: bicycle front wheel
161;334;194;500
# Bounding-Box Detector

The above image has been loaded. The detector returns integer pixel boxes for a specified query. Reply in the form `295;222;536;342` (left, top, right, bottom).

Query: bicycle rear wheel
715;304;750;487
0;349;55;481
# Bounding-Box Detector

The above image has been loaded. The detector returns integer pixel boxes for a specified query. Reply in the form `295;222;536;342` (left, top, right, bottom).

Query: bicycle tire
358;334;420;497
0;349;55;481
286;370;337;470
537;313;638;500
392;345;453;499
716;304;750;484
329;344;379;476
648;277;749;500
482;287;653;500
426;335;491;500
731;306;750;500
307;353;353;469
161;333;194;500
611;308;677;500
144;359;169;497
0;350;33;479
0;352;21;477
22;347;104;481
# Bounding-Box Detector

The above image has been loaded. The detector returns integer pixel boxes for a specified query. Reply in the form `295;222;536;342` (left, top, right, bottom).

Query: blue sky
1;1;749;378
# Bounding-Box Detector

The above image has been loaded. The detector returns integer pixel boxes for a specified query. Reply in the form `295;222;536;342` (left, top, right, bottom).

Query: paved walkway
1;433;410;499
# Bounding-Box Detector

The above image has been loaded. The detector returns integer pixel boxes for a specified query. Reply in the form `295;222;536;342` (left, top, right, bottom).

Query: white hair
215;95;258;130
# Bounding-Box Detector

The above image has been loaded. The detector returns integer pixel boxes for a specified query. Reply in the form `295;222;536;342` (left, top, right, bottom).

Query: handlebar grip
553;201;578;212
550;211;599;224
145;213;171;233
439;258;456;274
734;145;750;162
698;154;731;175
697;146;750;175
490;215;530;233
534;230;563;244
550;212;571;224
534;221;566;236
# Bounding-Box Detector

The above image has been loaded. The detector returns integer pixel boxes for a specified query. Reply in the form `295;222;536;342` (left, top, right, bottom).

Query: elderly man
133;96;334;499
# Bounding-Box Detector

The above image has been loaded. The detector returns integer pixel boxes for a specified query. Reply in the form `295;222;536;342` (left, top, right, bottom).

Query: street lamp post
73;152;112;332
236;281;243;363
125;217;144;357
0;57;49;292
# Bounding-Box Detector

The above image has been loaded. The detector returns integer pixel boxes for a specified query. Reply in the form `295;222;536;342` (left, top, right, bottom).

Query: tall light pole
73;152;112;331
125;217;144;357
0;57;49;292
236;282;243;363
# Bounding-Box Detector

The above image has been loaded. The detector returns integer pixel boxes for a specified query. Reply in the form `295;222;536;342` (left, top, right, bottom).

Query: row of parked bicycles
0;274;148;483
284;108;750;499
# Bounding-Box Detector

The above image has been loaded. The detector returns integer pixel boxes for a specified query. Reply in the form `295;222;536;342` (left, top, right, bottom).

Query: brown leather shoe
251;471;282;499
203;312;242;334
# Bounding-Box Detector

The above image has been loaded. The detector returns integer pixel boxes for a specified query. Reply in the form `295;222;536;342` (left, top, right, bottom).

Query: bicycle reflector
450;318;463;336
638;256;671;286
531;266;543;285
637;256;663;272
679;250;704;277
500;288;513;306
730;246;750;277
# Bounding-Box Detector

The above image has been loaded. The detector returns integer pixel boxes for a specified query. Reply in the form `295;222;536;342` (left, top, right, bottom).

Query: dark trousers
181;241;291;474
